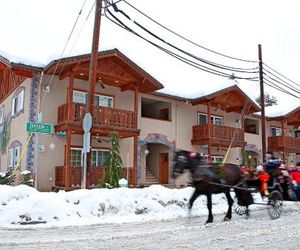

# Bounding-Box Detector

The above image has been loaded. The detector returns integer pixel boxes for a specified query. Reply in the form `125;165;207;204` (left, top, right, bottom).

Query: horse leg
206;193;213;224
188;190;200;215
224;191;234;221
245;205;250;219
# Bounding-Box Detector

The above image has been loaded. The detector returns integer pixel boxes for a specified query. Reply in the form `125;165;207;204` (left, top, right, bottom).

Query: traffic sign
26;122;52;134
83;112;92;133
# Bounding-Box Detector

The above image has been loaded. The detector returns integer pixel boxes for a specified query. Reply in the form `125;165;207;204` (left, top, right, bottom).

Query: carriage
234;168;296;220
172;150;297;223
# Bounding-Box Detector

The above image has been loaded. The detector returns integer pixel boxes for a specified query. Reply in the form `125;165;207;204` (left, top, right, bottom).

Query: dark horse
172;150;253;224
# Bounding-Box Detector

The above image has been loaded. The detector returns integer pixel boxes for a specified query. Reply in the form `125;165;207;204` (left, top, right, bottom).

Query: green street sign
26;122;52;134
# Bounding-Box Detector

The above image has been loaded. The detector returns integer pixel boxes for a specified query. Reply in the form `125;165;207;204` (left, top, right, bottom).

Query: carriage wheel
268;190;283;220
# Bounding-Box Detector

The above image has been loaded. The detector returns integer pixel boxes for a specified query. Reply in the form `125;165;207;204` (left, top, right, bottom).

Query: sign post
82;112;92;189
26;115;51;190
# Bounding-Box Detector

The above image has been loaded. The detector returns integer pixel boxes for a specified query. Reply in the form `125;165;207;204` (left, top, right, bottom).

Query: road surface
1;205;300;250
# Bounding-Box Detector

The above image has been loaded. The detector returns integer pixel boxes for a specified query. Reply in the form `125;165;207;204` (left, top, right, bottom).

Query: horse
172;150;253;224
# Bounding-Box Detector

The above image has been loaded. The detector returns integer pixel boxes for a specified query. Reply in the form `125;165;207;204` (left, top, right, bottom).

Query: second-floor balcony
268;136;300;154
55;103;140;137
192;124;245;147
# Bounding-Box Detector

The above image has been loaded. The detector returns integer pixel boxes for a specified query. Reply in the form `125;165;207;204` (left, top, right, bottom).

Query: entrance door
159;153;169;184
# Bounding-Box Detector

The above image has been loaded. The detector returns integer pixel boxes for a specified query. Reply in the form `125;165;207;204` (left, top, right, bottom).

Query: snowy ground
1;207;300;249
0;184;269;227
1;185;300;249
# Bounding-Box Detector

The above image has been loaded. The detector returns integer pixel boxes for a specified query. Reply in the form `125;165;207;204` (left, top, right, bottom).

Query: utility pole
83;0;103;188
258;44;266;163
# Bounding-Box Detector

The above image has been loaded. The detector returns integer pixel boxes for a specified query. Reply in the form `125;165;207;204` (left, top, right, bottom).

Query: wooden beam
73;66;135;83
64;130;72;188
226;106;242;113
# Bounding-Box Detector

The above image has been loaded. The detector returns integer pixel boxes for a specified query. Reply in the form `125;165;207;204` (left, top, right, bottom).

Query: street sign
83;112;92;133
26;122;52;134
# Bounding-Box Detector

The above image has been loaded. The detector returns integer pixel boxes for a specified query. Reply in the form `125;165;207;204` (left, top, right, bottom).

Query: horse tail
234;188;253;206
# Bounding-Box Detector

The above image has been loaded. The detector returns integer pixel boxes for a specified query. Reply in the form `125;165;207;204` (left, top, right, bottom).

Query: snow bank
0;184;266;227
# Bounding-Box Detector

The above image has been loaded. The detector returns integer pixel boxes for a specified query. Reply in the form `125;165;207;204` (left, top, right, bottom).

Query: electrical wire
263;72;300;95
263;77;300;100
108;2;259;74
263;62;300;88
105;7;259;81
39;0;88;111
122;0;258;64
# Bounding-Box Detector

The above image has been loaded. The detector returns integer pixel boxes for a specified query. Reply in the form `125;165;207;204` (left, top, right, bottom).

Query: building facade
1;50;299;191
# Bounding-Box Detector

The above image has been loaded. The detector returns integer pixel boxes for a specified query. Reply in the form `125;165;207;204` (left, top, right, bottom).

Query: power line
122;0;258;64
108;2;259;74
105;7;258;81
263;62;300;88
263;77;300;100
40;0;88;112
263;72;300;95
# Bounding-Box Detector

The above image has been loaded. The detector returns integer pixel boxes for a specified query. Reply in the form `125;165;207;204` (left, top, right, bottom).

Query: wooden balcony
191;124;245;147
55;166;133;188
55;103;140;137
268;136;300;154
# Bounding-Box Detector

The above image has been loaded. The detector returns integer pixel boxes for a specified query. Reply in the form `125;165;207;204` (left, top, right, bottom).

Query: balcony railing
268;136;300;153
55;166;133;187
192;124;245;147
57;103;136;129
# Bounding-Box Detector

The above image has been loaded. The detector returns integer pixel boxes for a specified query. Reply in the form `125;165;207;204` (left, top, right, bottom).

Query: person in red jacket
290;163;300;194
256;165;270;196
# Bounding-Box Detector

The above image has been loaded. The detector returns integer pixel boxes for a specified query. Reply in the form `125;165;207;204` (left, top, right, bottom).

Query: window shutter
17;90;24;112
11;97;16;115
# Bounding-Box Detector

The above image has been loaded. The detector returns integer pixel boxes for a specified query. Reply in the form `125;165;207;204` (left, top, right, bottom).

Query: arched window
8;140;22;168
11;86;25;117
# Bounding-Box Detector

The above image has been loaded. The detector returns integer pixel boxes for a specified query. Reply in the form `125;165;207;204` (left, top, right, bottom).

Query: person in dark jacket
264;151;281;175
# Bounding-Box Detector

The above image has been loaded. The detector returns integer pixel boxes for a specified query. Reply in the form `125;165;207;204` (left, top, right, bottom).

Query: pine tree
255;93;278;107
99;132;123;188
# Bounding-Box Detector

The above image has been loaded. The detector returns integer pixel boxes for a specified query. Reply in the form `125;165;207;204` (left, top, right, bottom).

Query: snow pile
0;185;265;227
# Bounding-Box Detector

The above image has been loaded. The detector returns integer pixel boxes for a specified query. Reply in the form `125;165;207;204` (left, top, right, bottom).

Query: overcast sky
1;0;300;116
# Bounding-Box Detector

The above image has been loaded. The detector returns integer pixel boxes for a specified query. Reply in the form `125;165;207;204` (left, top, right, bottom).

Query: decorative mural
0;114;11;154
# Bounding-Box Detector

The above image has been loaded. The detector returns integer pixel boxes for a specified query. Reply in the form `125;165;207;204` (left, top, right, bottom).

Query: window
198;113;207;125
8;141;21;168
95;95;113;108
70;148;82;166
11;87;25;117
0;106;4;125
73;91;87;104
73;90;114;108
244;118;259;134
212;156;224;164
91;149;110;167
198;113;223;125
271;127;282;137
70;148;110;167
202;155;224;164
